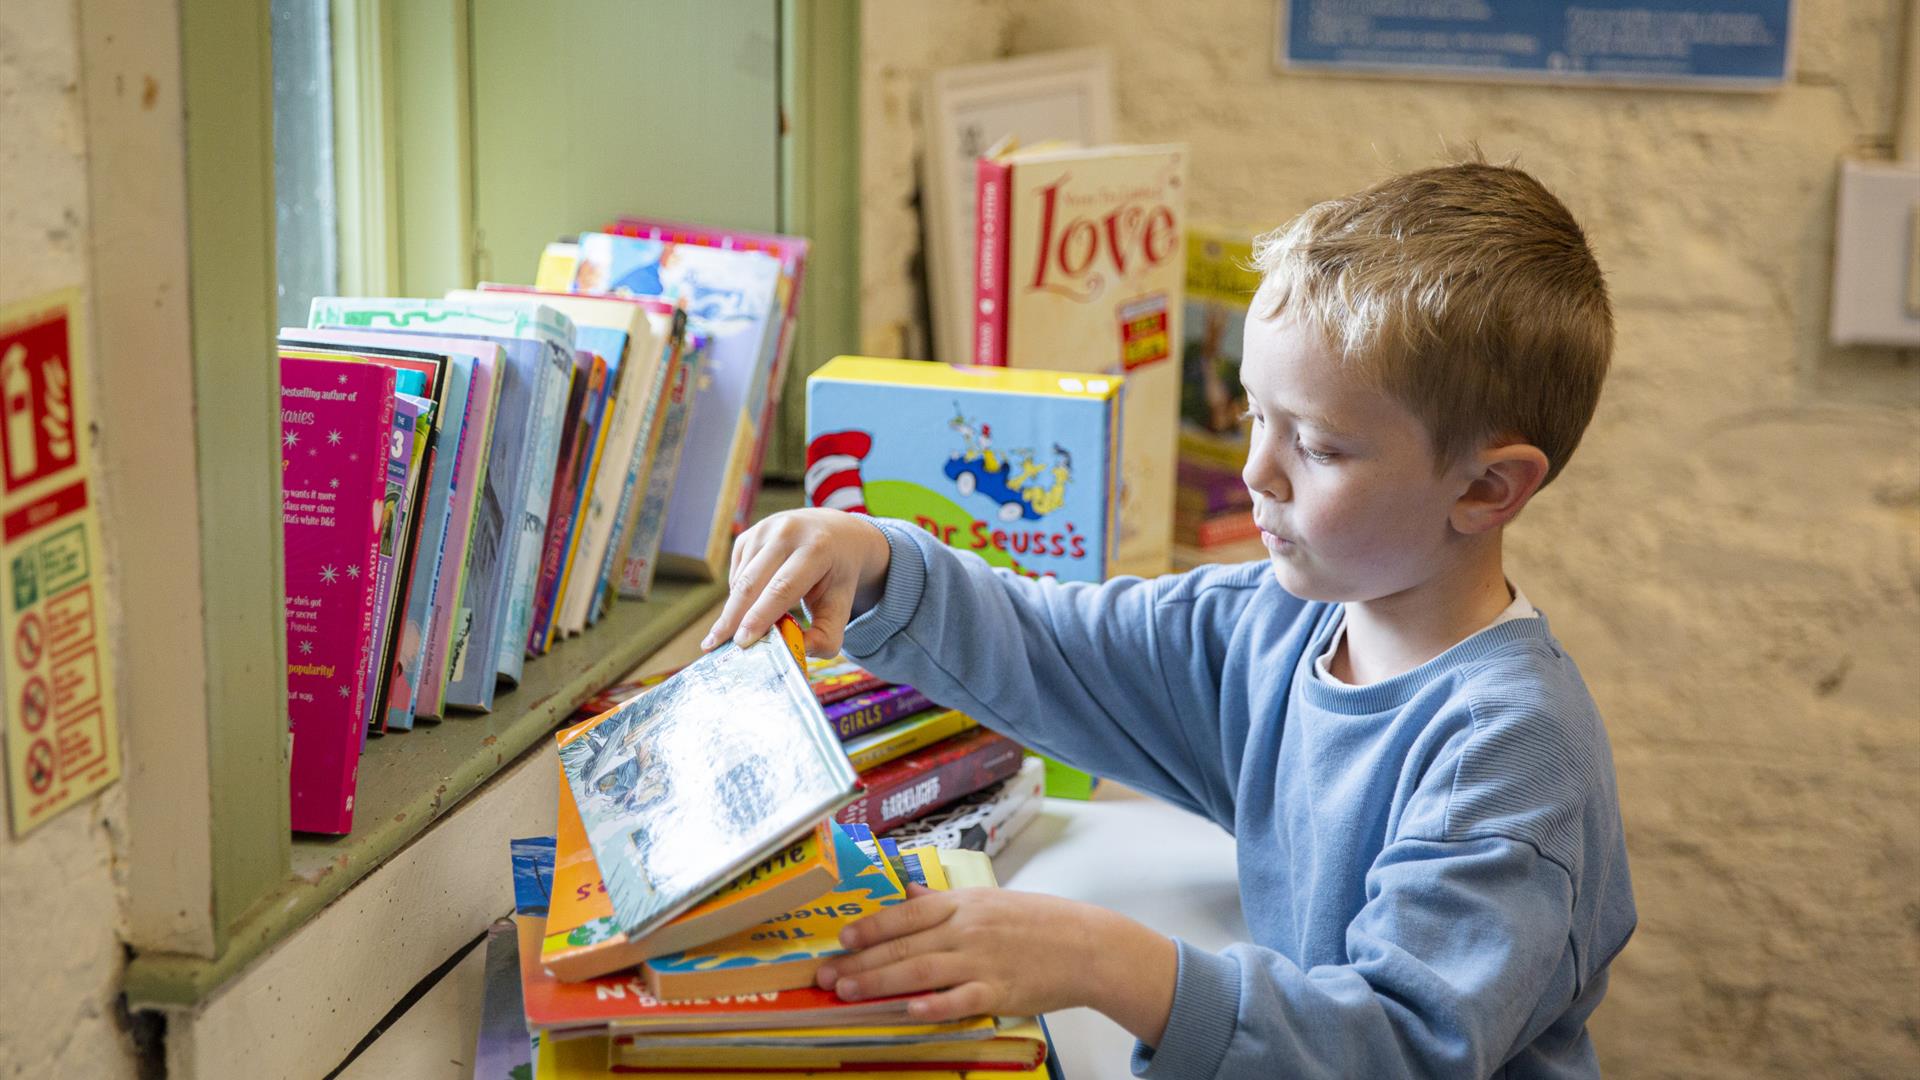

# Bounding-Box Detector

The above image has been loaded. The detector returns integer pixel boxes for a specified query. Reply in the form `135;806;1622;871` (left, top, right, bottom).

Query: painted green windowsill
124;484;804;1008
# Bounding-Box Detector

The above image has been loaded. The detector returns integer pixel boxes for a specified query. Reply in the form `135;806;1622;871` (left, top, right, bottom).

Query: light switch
1829;159;1920;347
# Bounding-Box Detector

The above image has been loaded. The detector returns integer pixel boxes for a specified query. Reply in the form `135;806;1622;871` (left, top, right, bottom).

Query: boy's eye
1295;437;1336;464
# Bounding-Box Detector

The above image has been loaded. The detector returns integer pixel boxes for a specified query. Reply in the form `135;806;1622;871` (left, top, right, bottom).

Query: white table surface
340;786;1246;1080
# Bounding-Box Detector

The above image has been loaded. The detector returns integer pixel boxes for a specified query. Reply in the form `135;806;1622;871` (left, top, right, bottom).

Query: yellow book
608;1016;1047;1071
843;708;978;773
641;825;906;1001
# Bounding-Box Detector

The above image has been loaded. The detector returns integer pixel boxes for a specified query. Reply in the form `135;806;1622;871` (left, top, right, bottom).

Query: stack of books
580;654;1040;854
1173;227;1263;562
480;616;1058;1077
275;216;803;835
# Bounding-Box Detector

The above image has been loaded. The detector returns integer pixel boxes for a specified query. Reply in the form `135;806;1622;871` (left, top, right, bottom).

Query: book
607;1019;1047;1073
278;328;504;723
308;297;577;691
883;756;1045;857
606;217;809;536
1174;508;1259;549
366;393;433;733
570;232;785;581
972;143;1188;578
842;707;977;774
640;824;908;1002
279;355;395;834
805;655;887;705
543;760;843;982
529;350;594;653
835;728;1026;836
805;355;1124;583
462;287;678;627
556;615;859;943
472;917;535;1080
1180;226;1260;465
614;322;697;602
511;835;557;915
825;683;935;742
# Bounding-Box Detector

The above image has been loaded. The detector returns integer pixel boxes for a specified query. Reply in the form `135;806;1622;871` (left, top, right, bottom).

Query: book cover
308;297;577;690
641;824;907;1002
529;351;592;654
278;328;503;722
825;683;935;742
972;144;1188;578
556;616;859;942
473;918;535;1080
615;321;697;603
280;355;395;834
884;756;1046;857
842;707;977;774
606;217;810;536
544;756;842;982
511;835;557;916
362;393;430;736
1180;227;1259;461
805;356;1123;584
835;728;1026;836
570;233;784;581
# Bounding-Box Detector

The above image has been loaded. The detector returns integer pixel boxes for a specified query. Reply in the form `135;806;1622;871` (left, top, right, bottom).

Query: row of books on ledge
470;615;1059;1077
282;217;808;834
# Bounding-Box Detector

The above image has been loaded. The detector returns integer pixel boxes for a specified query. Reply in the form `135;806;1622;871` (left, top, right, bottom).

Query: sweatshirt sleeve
840;518;1265;824
1133;835;1579;1080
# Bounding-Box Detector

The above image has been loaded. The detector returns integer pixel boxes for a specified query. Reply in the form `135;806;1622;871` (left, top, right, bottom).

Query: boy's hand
817;886;1178;1047
702;509;893;657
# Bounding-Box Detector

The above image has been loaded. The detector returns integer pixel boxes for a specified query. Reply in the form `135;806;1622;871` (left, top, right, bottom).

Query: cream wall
0;0;141;1076
864;3;1920;1077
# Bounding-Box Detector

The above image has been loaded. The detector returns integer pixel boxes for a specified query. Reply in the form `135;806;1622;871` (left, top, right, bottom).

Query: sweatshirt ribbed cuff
841;518;929;659
1131;939;1240;1080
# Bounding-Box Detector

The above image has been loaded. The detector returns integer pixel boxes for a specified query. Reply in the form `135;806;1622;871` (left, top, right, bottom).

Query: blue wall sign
1278;1;1792;88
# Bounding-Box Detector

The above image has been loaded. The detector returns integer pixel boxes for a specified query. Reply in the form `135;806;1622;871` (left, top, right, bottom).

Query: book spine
972;158;1013;366
826;685;934;742
528;357;590;654
554;357;616;637
844;708;976;773
361;404;417;734
835;730;1025;835
497;337;572;683
617;326;695;601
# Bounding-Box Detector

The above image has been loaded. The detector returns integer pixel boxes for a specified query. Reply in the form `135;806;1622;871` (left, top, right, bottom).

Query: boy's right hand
701;509;894;658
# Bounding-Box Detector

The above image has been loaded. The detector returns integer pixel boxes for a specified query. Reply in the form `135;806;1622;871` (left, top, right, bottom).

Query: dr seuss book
805;356;1121;583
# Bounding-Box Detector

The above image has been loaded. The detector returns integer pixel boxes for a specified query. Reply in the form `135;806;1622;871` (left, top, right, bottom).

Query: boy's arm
842;519;1262;823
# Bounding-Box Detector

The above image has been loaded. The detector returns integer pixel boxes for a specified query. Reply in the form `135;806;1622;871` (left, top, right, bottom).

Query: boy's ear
1450;442;1550;535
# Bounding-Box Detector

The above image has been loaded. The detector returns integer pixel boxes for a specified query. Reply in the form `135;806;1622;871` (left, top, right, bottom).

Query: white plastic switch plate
1829;158;1920;347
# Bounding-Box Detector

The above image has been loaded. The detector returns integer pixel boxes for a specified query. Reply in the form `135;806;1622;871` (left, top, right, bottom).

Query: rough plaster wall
0;1;139;1078
863;3;1920;1077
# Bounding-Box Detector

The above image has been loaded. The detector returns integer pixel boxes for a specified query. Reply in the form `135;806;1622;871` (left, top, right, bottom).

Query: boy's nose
1243;453;1287;503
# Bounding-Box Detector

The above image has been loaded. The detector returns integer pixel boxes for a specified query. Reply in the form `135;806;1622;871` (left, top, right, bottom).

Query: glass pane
271;0;338;328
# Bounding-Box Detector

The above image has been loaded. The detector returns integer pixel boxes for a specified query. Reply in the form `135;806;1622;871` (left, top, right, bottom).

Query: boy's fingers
839;891;954;951
734;549;828;646
904;982;995;1022
703;541;784;649
830;949;971;1003
799;580;856;658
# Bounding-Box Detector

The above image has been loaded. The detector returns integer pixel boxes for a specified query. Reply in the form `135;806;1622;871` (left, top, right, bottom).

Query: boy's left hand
817;885;1178;1046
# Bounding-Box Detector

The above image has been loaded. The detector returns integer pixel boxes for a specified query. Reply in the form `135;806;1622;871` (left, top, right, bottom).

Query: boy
703;161;1635;1079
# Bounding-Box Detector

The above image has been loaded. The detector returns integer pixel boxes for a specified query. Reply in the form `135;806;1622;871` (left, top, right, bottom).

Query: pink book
281;355;396;834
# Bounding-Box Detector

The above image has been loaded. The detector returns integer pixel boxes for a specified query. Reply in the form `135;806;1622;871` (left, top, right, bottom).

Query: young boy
703;161;1635;1079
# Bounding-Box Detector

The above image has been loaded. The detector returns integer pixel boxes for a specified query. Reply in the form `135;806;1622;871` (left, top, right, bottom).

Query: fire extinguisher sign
0;290;118;837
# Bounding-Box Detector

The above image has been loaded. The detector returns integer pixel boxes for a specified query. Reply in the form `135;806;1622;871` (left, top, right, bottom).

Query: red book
527;351;593;654
972;157;1014;365
837;728;1025;835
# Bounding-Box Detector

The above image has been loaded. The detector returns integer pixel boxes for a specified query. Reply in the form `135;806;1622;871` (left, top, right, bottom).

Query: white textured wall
863;3;1920;1077
0;1;140;1077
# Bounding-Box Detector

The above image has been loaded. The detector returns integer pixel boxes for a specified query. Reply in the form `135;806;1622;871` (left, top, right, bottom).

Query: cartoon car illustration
945;453;1040;522
944;405;1073;521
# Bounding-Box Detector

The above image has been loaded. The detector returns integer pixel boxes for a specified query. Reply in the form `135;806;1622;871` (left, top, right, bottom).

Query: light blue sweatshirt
842;520;1636;1080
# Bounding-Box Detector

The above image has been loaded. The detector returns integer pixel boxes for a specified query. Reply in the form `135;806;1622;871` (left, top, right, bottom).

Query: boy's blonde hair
1252;161;1612;487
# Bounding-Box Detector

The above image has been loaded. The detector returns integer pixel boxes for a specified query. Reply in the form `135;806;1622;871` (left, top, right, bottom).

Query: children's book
460;288;676;632
371;393;434;732
569;232;785;581
606;217;809;535
842;707;978;774
278;328;503;723
806;356;1124;583
511;834;557;915
356;392;428;737
279;355;395;834
1179;226;1258;460
835;728;1026;836
640;824;908;1002
613;320;695;603
885;755;1046;858
529;350;593;653
805;655;887;705
308;297;577;690
472;917;535;1080
555;616;859;944
543;757;843;983
824;683;935;742
973;143;1188;578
